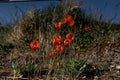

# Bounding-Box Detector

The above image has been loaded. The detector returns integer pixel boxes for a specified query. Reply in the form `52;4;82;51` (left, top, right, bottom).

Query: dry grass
0;0;120;80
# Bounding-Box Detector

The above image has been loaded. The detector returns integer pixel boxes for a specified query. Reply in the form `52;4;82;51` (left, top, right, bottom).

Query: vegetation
0;0;120;80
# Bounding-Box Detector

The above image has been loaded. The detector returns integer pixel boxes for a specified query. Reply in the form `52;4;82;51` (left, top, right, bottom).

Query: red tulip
84;25;90;32
68;19;75;27
52;34;62;45
30;40;39;50
54;22;62;29
49;51;54;57
64;39;71;46
64;15;75;27
55;45;63;53
66;32;74;41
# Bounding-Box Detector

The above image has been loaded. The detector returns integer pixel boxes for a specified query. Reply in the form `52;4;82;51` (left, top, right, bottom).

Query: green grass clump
12;60;39;78
64;59;100;79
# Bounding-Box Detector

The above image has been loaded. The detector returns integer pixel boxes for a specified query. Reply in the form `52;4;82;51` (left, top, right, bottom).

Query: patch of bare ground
76;38;120;80
0;37;120;80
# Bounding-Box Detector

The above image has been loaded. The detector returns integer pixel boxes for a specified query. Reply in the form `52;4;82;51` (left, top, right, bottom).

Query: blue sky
0;1;60;25
0;0;120;25
83;0;120;23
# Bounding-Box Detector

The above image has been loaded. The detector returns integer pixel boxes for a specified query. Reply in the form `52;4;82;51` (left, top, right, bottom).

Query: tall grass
0;0;120;79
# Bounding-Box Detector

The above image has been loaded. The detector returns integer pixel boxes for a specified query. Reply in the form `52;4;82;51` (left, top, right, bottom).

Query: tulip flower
54;22;62;29
30;40;39;50
64;38;71;46
49;51;54;57
55;45;63;53
64;15;75;27
83;25;90;32
66;32;74;41
52;34;62;45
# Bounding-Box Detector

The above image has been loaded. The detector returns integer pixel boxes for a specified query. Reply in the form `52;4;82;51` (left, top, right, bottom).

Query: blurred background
0;0;120;26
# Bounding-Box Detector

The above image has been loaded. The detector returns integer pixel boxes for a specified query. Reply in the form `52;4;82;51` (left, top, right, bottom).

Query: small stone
94;76;99;80
116;71;119;74
94;76;98;79
116;66;120;70
82;76;86;79
110;65;115;68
